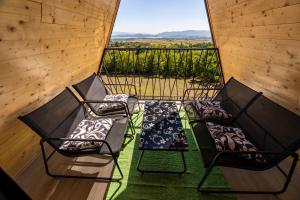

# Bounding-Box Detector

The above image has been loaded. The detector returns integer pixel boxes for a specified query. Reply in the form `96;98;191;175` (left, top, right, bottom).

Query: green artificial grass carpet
106;110;235;200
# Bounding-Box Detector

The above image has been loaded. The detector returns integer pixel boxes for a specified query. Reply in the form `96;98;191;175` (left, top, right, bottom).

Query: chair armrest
82;100;130;117
182;87;222;103
104;83;136;87
45;137;107;143
103;83;138;96
208;150;299;169
217;150;297;157
83;100;127;105
43;138;115;155
189;119;205;124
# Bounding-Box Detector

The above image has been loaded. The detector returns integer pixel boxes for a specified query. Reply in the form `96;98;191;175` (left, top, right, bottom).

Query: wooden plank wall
0;0;119;178
206;0;300;115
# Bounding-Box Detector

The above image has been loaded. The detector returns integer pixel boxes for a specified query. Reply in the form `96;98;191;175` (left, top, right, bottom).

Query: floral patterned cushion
206;122;265;162
139;101;188;150
97;94;129;113
194;100;232;122
59;118;113;151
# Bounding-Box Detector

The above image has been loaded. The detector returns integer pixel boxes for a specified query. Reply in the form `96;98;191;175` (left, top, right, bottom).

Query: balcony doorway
99;0;223;101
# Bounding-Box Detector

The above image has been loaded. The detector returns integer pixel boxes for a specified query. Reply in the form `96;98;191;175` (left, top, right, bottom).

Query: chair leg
133;101;142;113
197;155;298;194
40;140;123;182
123;103;136;136
137;101;142;112
128;114;136;135
276;154;298;194
178;102;184;112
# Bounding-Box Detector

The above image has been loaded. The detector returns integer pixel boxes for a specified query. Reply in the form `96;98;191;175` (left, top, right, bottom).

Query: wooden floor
222;158;300;200
15;143;300;200
16;144;114;200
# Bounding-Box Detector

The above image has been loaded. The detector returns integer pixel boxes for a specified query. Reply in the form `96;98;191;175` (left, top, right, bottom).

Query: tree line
101;40;221;83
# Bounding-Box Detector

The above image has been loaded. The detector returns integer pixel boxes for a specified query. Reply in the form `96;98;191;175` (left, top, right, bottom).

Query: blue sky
112;0;210;34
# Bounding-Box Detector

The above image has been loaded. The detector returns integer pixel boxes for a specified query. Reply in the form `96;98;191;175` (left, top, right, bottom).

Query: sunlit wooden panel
206;0;300;115
0;0;119;178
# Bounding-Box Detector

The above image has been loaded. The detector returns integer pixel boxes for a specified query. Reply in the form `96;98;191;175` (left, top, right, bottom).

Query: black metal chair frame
102;82;142;115
104;82;142;134
83;99;136;138
181;77;262;125
40;138;123;182
19;88;127;182
197;150;299;194
185;91;262;126
194;114;300;194
181;78;300;194
136;150;187;175
73;73;141;136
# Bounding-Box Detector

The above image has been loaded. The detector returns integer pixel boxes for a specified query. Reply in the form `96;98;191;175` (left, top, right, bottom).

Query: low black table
137;101;188;174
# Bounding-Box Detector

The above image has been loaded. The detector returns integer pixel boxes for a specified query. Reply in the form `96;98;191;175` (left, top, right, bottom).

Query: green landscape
100;38;222;99
109;38;213;48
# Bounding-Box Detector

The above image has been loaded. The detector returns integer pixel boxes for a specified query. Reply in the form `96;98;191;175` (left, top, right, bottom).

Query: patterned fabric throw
95;94;129;113
139;101;188;150
194;100;232;122
59;118;113;151
206;122;265;162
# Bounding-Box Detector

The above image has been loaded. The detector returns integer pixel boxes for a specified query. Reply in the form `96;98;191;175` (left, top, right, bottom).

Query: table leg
137;150;187;174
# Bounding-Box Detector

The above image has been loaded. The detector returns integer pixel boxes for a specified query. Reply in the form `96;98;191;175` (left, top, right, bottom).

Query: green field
103;39;222;100
102;75;220;100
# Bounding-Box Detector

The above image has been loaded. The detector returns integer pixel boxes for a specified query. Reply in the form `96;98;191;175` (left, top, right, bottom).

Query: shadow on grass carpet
106;110;235;200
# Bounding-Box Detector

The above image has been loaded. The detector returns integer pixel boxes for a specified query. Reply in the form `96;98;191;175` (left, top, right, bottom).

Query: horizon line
112;29;211;35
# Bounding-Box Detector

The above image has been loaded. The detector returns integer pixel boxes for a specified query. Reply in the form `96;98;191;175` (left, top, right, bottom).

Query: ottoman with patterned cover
137;101;188;174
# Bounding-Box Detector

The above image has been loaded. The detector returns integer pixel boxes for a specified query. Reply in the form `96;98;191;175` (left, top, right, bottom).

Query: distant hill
112;30;211;39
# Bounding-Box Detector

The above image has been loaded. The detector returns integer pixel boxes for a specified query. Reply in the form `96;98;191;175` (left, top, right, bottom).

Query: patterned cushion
194;100;232;122
96;94;129;113
59;118;113;151
206;122;265;162
139;101;188;150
